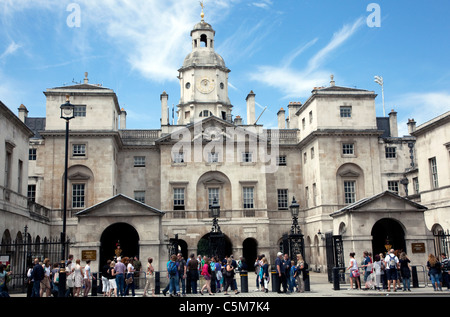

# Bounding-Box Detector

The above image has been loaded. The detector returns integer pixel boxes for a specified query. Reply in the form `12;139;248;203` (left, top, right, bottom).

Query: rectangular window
242;152;253;163
208;152;219;163
29;148;37;160
134;156;145;167
342;143;354;155
277;189;288;209
413;177;419;194
28;184;36;202
74;105;86;117
388;180;399;194
344;181;356;204
311;147;315;159
173;152;184;163
72;184;85;208
134;191;145;203
340;106;352;118
72;144;86;157
309;111;313;123
385;147;396;158
243;187;254;209
208;188;220;208
277;155;287;166
173;188;185;210
302;118;305;130
305;186;309;208
429;157;438;188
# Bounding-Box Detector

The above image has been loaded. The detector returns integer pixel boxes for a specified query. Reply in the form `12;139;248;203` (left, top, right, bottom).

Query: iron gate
0;236;70;293
325;233;345;283
434;229;450;260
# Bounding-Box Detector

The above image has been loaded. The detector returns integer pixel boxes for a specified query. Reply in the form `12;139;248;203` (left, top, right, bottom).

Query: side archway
371;218;406;255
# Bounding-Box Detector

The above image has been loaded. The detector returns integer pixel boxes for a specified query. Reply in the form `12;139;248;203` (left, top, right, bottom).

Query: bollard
211;270;216;293
240;270;248;293
91;272;98;296
411;266;419;288
155;271;160;295
58;261;67;298
304;269;310;292
333;267;340;290
271;270;278;292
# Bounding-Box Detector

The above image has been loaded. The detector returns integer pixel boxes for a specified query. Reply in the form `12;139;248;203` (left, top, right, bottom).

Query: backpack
167;261;177;276
388;255;397;269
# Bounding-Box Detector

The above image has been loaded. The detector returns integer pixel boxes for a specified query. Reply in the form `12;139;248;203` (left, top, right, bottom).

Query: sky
1;0;449;136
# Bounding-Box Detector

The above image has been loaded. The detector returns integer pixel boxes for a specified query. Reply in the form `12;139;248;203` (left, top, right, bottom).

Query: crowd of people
5;249;449;297
346;249;450;292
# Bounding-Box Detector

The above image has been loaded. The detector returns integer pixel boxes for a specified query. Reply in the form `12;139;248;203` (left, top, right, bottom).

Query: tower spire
200;1;205;21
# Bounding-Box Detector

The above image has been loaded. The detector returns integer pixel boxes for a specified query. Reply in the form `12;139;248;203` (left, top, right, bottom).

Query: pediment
68;172;91;180
339;170;360;177
75;194;164;218
156;116;263;144
332;191;427;217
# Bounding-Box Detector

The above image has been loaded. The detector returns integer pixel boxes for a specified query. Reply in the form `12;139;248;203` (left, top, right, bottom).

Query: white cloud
249;17;365;99
392;91;450;136
0;41;21;59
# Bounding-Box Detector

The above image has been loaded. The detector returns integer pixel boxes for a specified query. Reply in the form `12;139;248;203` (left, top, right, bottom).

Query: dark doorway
243;238;258;272
371;218;406;256
197;233;232;260
100;223;140;266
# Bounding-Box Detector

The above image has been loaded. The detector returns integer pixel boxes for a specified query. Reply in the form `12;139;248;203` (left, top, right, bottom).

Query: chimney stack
389;109;398;137
246;90;255;125
120;108;127;129
407;118;416;135
234;115;242;125
287;102;302;129
18;104;28;122
277;108;286;129
160;91;169;125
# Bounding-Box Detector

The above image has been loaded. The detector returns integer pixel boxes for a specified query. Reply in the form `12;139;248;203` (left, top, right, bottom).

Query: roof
75;194;164;217
331;190;427;217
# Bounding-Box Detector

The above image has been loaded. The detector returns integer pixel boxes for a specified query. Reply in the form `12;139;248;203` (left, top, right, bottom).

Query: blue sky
1;0;449;136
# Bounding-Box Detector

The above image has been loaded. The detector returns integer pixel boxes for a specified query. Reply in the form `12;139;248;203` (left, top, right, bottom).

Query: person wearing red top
200;257;214;295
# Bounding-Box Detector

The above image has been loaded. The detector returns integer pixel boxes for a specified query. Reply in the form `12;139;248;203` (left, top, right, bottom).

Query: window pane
342;143;354;155
174;188;185;210
243;187;254;209
73;144;86;156
72;184;85;208
340;106;352;118
208;188;219;207
344;181;355;204
134;156;145;167
388;181;399;194
277;189;288;209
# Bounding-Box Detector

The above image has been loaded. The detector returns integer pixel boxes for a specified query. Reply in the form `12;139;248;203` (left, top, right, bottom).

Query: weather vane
200;1;205;21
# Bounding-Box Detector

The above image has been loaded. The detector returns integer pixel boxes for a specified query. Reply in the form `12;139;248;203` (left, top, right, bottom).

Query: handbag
351;270;360;277
125;276;133;285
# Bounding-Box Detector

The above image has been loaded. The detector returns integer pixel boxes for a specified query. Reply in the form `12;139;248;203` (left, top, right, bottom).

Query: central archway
197;233;232;260
371;218;406;255
100;223;140;266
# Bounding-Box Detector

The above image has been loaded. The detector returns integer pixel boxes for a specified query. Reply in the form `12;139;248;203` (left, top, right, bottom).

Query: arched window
200;34;208;47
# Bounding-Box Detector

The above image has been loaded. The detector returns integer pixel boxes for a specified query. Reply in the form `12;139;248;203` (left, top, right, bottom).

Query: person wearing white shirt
384;249;399;291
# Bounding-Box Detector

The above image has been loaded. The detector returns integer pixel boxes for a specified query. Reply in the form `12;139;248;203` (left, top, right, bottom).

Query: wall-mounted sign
81;250;97;261
411;243;425;253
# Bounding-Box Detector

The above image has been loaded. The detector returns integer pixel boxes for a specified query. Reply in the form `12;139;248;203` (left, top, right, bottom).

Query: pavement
9;272;450;298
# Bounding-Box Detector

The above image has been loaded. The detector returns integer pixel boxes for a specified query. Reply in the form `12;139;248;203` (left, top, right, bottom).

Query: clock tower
176;8;232;125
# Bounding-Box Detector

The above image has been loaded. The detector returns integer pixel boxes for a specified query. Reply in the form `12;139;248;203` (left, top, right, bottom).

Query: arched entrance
197;233;232;260
100;223;140;266
243;238;257;272
371;218;406;255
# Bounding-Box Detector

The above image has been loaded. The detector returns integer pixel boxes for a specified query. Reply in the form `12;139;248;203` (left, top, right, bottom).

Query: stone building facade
2;15;448;275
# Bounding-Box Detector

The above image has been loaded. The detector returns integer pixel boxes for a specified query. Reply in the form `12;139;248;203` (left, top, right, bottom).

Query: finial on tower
200;1;205;21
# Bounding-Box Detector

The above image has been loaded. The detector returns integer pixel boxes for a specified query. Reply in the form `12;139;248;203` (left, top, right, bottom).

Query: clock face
196;77;215;94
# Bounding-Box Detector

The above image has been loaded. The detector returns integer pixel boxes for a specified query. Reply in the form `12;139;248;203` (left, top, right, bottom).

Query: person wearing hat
275;252;287;293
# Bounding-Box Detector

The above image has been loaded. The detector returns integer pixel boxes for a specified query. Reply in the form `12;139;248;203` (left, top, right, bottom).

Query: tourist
384;249;399;292
200;257;214;295
101;260;111;297
427;253;442;291
187;253;199;294
125;257;136;297
441;253;449;290
83;260;94;297
295;254;305;293
109;261;118;297
260;257;269;293
143;257;156;297
0;264;12;297
114;257;126;297
177;253;187;296
72;259;84;297
347;252;360;290
399;252;411;291
223;257;239;295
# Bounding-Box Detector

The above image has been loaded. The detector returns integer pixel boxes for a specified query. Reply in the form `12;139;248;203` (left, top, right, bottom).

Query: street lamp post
58;95;74;297
209;196;224;260
60;95;75;260
288;197;304;261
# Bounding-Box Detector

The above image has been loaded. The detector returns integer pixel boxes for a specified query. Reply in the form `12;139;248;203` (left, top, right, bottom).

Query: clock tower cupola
176;4;232;125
